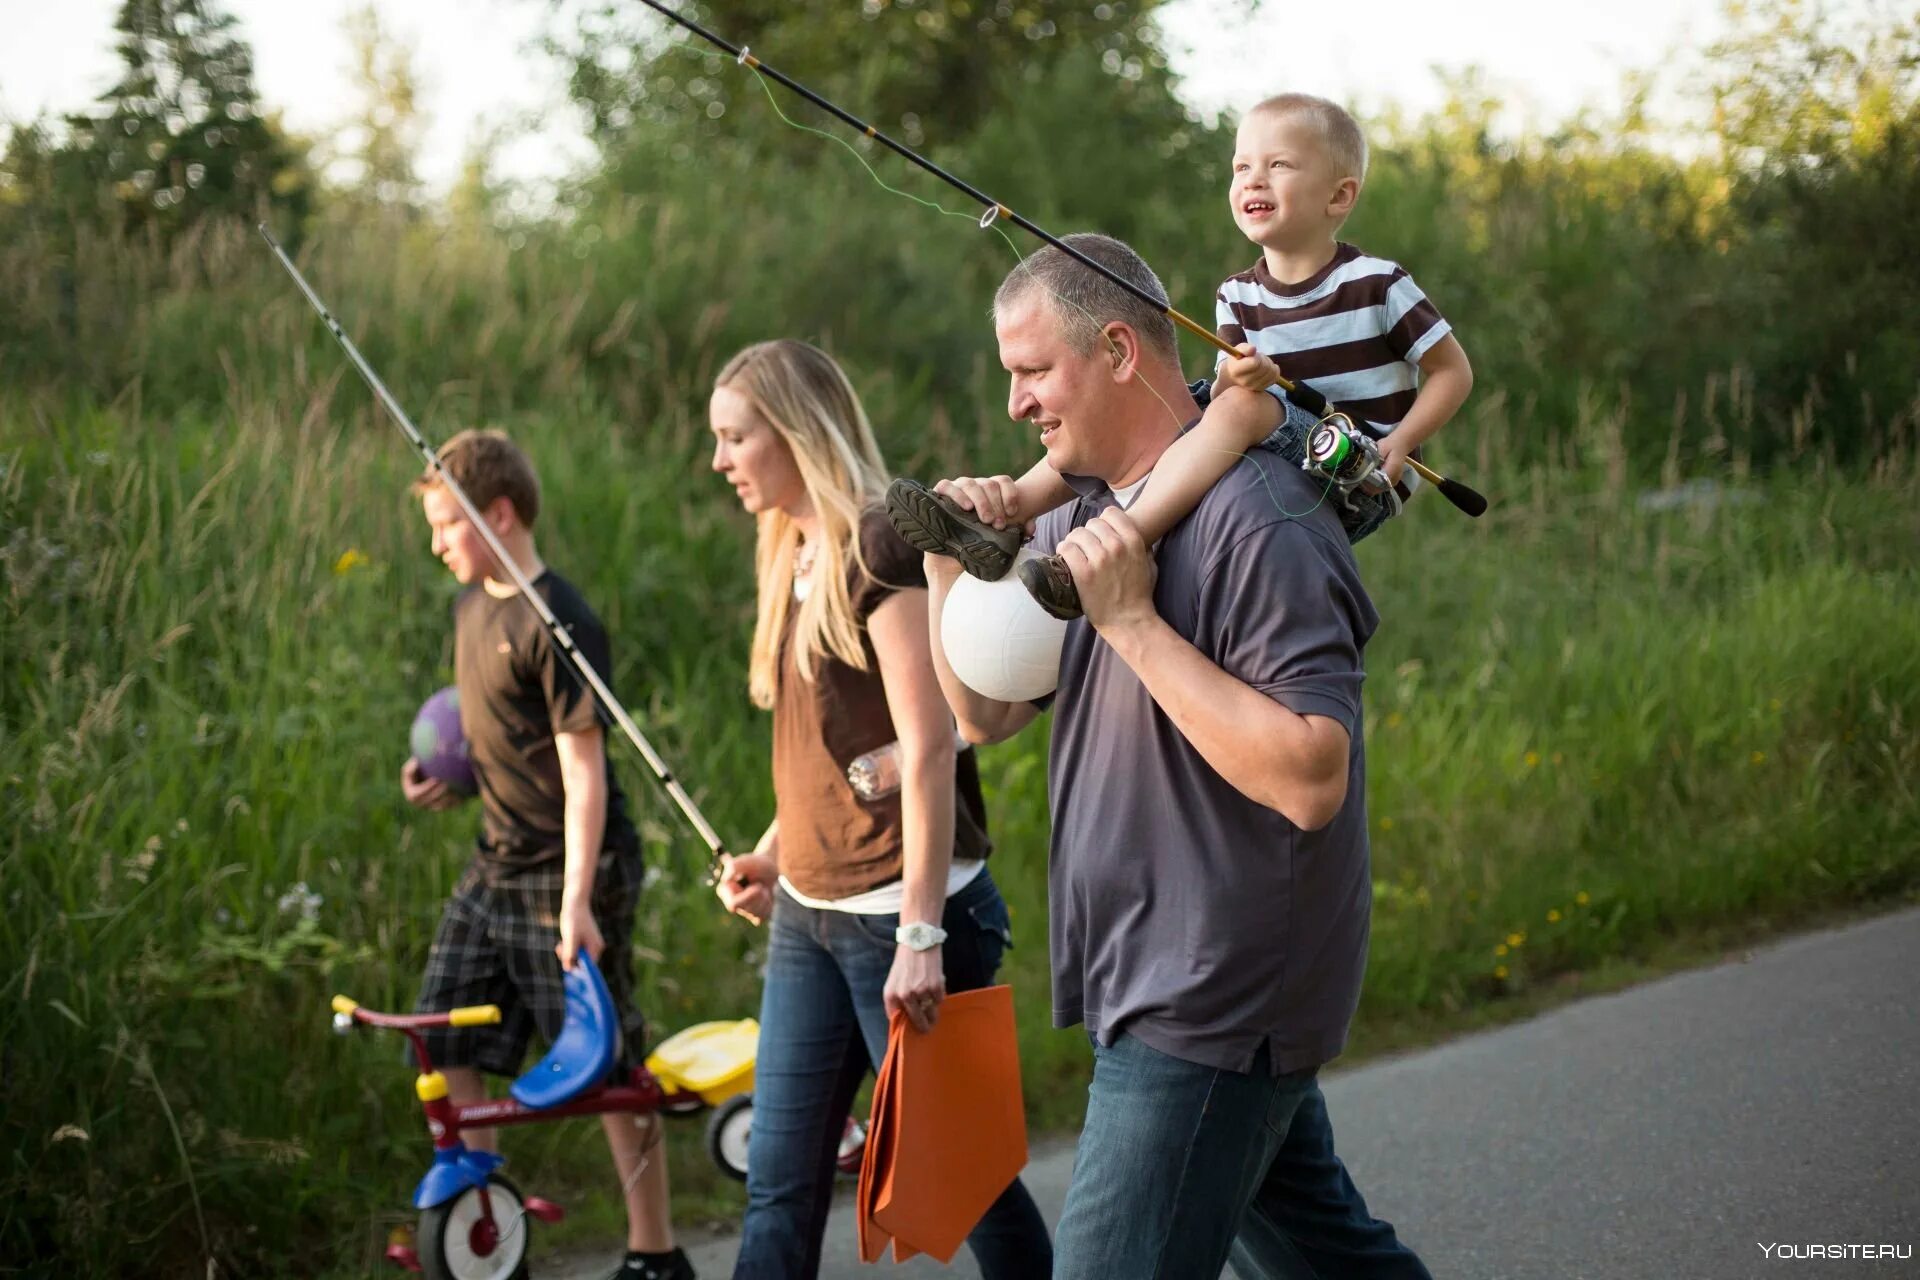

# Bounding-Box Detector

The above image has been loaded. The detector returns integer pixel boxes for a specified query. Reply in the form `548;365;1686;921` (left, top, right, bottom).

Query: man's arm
554;726;610;967
924;553;1043;744
1055;511;1353;829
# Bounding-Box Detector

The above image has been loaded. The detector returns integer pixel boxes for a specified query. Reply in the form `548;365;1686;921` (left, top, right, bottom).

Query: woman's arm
869;588;956;928
868;586;956;1029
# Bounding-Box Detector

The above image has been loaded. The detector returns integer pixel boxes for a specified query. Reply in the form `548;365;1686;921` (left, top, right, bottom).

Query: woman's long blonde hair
717;340;893;711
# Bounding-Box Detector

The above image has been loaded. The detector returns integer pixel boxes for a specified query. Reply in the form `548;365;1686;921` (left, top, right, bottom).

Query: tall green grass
4;208;1918;1276
6;364;1917;1276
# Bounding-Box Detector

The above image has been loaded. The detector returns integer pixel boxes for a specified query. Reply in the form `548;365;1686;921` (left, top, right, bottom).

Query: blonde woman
708;341;1051;1278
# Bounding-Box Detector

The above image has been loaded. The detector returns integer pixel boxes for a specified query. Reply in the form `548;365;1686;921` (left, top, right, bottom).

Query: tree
60;0;309;238
549;0;1208;157
328;4;428;209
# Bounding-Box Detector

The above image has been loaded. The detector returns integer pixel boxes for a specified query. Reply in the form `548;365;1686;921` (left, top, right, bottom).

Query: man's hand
932;474;1025;530
1216;343;1281;394
1055;508;1159;636
400;757;463;811
883;942;947;1034
556;897;605;970
715;851;776;926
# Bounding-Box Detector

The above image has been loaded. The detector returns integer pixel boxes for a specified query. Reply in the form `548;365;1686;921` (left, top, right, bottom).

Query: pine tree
62;0;309;237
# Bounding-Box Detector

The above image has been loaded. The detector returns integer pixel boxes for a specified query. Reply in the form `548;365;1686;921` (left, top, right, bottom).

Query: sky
0;0;1737;193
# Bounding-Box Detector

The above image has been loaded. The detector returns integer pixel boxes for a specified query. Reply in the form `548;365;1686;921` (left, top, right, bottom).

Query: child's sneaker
884;478;1021;581
1017;553;1083;620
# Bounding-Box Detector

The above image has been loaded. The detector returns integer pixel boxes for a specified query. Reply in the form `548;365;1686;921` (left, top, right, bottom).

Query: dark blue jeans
731;869;1052;1279
1054;1032;1430;1280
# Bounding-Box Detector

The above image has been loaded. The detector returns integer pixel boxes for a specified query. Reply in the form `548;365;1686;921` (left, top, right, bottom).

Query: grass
2;190;1917;1272
4;364;1916;1276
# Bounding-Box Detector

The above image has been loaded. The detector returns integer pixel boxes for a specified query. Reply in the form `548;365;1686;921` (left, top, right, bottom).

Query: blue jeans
732;869;1052;1279
1054;1032;1430;1280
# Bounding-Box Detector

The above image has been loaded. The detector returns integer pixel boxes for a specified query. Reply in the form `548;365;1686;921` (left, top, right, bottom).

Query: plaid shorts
412;847;647;1078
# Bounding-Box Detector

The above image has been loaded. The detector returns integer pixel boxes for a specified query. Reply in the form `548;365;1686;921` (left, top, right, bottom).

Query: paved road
560;906;1920;1278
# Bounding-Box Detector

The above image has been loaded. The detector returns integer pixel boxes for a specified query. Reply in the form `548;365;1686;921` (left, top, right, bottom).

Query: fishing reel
1303;414;1394;501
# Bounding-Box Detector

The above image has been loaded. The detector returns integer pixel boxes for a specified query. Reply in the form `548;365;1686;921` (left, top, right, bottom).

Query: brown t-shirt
772;508;991;900
454;570;638;882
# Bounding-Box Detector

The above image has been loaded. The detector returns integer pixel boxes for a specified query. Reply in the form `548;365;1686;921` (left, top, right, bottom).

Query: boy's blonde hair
412;428;542;528
715;340;893;712
1248;92;1369;188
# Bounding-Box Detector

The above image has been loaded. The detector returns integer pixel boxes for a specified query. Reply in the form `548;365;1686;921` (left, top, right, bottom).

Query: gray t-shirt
1032;440;1379;1074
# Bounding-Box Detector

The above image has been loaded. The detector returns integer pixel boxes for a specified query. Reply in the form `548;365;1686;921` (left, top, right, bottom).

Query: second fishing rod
634;0;1488;519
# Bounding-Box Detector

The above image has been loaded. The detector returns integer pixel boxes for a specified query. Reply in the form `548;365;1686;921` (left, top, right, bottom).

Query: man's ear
1102;323;1142;382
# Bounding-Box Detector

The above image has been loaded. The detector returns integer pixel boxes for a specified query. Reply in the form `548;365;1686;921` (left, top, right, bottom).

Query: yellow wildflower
1494;966;1509;980
1495;943;1508;957
1507;932;1525;948
1379;816;1395;831
1576;891;1591;906
1524;751;1540;768
1547;909;1562;923
1750;750;1766;766
333;548;370;576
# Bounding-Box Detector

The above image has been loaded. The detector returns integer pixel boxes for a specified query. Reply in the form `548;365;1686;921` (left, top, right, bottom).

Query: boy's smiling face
1230;109;1356;252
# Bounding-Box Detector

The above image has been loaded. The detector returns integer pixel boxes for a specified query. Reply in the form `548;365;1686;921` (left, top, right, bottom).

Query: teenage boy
402;428;694;1280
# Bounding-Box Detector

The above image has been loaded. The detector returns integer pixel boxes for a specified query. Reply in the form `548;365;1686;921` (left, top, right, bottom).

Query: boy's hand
1379;435;1410;487
556;898;604;970
400;757;463;811
1218;344;1281;394
715;851;776;926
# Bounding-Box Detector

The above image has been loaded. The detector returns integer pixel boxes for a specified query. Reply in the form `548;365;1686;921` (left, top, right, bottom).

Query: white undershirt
779;859;986;916
1110;472;1151;508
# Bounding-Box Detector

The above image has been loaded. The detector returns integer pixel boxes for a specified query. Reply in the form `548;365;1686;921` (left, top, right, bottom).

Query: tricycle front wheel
418;1172;531;1280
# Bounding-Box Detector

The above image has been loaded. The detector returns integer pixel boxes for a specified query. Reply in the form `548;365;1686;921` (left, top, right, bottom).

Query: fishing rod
258;224;730;871
633;0;1488;519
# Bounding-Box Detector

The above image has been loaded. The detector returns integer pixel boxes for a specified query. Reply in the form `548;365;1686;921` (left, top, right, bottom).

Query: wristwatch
894;921;948;951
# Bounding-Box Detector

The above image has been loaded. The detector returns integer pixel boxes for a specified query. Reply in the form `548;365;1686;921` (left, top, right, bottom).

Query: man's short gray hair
992;233;1179;365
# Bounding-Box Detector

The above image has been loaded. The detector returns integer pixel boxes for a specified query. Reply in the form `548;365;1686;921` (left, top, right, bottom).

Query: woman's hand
716;851;776;926
884;942;947;1033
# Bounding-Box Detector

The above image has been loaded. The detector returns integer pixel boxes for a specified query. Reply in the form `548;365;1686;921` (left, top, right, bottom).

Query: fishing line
639;0;1485;519
716;48;1333;521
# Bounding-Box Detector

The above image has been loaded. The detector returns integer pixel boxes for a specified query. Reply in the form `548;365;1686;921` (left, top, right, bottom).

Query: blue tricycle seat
510;951;618;1109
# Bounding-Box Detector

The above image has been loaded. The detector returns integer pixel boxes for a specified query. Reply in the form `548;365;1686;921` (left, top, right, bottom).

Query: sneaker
1017;553;1083;620
884;478;1021;581
605;1247;695;1280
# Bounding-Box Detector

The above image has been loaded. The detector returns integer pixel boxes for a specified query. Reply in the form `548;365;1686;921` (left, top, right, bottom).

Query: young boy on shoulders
888;92;1474;618
401;428;694;1280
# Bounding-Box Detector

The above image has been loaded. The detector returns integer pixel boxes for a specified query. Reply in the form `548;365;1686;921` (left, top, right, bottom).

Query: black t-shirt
453;570;637;877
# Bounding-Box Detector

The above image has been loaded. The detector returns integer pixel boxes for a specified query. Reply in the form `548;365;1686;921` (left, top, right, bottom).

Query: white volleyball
940;549;1069;702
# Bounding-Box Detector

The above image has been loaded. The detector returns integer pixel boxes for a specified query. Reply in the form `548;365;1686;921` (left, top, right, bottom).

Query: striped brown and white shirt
1216;243;1452;438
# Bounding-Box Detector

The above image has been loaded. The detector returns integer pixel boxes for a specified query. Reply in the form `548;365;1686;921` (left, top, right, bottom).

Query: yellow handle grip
449;1004;503;1027
332;995;358;1016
